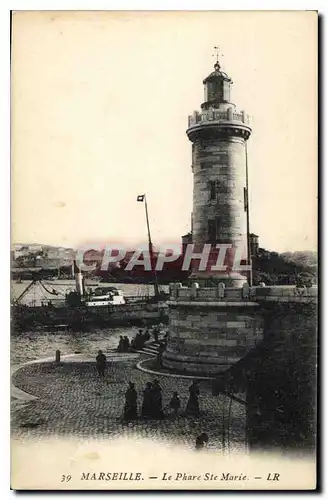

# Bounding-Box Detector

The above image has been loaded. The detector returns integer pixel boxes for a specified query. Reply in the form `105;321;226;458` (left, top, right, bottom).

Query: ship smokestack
74;260;84;296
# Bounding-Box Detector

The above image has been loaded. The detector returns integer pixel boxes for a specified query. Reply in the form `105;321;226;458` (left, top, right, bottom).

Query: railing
188;108;250;128
14;294;170;309
255;285;317;299
169;283;252;301
12;298;67;308
169;283;318;303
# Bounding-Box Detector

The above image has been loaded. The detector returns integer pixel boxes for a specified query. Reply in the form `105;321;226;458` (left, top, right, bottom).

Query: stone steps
136;341;161;356
142;347;158;355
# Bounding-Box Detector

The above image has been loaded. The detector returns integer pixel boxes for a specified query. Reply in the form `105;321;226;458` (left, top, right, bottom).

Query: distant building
181;232;192;252
249;233;259;257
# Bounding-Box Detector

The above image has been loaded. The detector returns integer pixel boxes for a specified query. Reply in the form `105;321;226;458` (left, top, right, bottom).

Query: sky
11;11;317;252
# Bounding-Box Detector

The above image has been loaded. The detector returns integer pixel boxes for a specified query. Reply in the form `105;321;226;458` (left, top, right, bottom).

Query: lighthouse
163;54;263;376
186;53;252;287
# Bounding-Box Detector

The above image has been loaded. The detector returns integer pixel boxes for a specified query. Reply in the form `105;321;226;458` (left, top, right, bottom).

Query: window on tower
207;80;223;102
208;219;216;243
209;181;216;200
215;217;221;240
223;81;231;102
200;161;212;170
204;84;208;102
208;217;221;243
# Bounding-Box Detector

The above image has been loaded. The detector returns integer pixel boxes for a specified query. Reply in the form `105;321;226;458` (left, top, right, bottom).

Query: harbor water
11;281;168;365
11;326;139;365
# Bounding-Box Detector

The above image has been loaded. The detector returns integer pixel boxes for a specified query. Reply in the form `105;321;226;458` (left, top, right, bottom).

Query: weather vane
212;46;223;69
213;46;219;64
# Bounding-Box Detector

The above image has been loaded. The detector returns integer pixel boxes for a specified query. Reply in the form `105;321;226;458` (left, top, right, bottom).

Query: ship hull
12;302;169;331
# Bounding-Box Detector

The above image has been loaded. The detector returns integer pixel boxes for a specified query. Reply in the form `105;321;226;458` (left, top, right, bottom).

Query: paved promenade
11;351;246;452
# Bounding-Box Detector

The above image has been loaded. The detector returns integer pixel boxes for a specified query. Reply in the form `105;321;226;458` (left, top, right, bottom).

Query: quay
11;348;246;452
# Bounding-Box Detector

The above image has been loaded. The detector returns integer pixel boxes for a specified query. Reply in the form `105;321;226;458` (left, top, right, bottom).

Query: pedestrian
169;391;181;418
153;327;159;342
123;381;138;421
142;382;153;419
134;332;143;350
138;329;144;345
117;336;124;352
157;342;165;367
96;349;106;377
151;379;164;419
144;329;150;341
195;432;209;450
123;336;130;352
185;381;200;416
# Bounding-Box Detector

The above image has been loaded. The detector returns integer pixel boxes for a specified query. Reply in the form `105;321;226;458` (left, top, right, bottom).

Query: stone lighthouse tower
162;55;263;376
187;55;252;287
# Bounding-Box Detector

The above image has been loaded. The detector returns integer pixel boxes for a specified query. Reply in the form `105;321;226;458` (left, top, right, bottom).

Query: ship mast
137;194;160;298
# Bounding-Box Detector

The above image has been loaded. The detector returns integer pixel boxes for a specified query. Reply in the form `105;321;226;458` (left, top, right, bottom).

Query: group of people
117;326;167;353
96;325;169;376
140;379;165;419
123;380;208;450
117;336;131;353
95;349;207;450
122;379;164;421
116;330;150;352
122;379;201;421
131;329;150;350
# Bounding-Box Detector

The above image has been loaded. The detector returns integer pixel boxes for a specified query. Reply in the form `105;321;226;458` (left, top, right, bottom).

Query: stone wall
247;302;317;450
163;283;317;376
163;287;263;375
210;300;317;451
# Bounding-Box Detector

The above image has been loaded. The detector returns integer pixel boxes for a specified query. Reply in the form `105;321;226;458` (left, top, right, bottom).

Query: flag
137;194;145;202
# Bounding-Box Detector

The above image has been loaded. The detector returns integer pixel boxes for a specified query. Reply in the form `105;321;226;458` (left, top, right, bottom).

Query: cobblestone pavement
12;353;247;452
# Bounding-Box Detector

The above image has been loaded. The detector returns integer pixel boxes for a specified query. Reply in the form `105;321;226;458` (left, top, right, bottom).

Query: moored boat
83;287;126;307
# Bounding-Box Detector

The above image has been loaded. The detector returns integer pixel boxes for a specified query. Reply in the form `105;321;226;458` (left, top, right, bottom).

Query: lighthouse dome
202;62;232;84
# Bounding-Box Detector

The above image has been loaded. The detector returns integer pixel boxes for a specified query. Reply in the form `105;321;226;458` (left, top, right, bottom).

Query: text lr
267;473;280;481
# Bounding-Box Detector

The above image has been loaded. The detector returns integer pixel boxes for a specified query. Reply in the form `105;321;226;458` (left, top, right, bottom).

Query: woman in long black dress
185;381;200;416
151;379;164;419
141;382;153;419
123;382;138;421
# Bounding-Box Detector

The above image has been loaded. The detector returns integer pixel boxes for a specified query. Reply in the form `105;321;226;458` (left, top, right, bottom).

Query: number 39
61;475;72;482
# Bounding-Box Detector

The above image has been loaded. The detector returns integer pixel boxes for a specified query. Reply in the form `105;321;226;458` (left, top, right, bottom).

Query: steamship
12;270;168;331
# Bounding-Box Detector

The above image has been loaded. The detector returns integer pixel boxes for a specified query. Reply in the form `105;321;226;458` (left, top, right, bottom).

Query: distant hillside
12;243;318;285
12;243;75;270
280;251;317;271
253;249;317;286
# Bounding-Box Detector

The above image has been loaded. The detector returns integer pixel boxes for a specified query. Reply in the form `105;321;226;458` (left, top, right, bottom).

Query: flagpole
245;142;253;286
143;195;160;298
